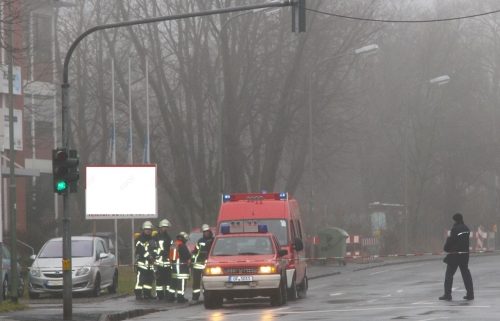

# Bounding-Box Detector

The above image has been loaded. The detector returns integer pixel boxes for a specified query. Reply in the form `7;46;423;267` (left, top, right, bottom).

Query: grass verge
0;301;28;313
117;265;137;295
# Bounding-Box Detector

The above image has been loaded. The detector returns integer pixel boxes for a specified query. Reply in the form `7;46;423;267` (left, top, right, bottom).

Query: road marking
197;305;490;319
329;292;344;296
397;289;404;293
412;301;437;305
381;294;392;298
369;269;390;275
418;317;449;321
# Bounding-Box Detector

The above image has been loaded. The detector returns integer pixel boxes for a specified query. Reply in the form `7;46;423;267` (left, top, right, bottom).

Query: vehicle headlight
258;266;276;274
204;266;223;275
75;267;91;276
30;268;41;277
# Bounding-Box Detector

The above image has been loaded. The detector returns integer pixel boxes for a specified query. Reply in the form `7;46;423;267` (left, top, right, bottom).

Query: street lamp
403;74;450;253
308;44;379;223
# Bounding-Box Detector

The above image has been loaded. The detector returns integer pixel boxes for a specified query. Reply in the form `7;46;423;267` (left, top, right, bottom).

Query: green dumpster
317;227;349;265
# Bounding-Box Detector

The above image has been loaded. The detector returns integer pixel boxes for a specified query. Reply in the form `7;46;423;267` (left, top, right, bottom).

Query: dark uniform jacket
172;239;191;278
136;233;157;270
443;222;470;265
155;232;172;268
192;235;214;269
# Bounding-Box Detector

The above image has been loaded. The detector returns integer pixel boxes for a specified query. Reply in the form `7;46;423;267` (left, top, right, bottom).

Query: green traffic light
56;180;68;192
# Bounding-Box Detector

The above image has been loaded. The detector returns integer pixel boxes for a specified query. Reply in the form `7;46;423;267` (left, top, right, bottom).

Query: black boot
157;290;164;300
439;294;452;301
168;291;176;302
134;289;143;300
177;294;188;303
143;289;153;299
192;293;200;301
463;294;474;300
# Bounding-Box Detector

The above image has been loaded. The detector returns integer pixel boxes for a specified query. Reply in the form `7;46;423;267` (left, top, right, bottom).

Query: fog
17;0;500;257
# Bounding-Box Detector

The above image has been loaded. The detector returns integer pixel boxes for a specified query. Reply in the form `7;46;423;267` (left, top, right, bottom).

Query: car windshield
39;240;93;258
219;219;288;245
212;236;274;256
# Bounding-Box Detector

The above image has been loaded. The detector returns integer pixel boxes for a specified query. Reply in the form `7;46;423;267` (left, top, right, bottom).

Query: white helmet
142;221;153;230
201;224;210;232
178;231;189;241
159;219;171;228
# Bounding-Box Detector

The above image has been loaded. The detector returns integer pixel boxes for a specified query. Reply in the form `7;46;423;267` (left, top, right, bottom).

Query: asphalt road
124;254;500;321
2;255;497;321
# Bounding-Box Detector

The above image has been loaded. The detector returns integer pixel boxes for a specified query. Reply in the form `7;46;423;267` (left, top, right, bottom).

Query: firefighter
154;219;173;300
171;231;191;303
134;220;157;300
191;224;214;302
439;213;474;301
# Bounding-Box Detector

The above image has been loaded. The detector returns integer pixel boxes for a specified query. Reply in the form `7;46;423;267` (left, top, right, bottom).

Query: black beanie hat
452;213;463;223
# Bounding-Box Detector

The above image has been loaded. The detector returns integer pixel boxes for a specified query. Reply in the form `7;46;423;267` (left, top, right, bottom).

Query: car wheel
271;276;287;306
29;291;39;299
2;277;8;300
297;275;308;299
108;270;118;294
287;275;298;300
92;274;101;297
204;291;223;309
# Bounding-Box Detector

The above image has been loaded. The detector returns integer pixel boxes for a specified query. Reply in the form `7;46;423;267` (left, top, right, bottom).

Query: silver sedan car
28;236;118;298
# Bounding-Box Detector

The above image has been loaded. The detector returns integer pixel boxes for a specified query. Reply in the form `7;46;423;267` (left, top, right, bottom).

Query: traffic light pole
7;0;18;304
60;2;294;319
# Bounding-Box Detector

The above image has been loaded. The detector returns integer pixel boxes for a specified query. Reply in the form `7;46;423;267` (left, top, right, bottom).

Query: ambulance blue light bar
222;192;289;202
219;222;269;234
220;224;230;234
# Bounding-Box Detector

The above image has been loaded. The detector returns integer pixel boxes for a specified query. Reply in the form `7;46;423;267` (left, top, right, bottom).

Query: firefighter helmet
159;219;171;228
178;231;189;241
142;220;153;230
201;224;210;232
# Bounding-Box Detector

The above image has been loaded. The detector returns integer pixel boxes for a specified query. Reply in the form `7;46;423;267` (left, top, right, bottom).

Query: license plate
47;280;63;286
228;275;253;282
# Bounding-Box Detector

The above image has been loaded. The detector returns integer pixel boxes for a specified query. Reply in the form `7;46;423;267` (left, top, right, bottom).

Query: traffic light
68;149;80;193
292;0;306;33
52;148;80;194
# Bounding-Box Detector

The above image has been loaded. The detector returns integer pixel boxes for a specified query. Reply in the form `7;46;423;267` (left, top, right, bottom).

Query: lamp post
403;74;450;253
308;44;379;223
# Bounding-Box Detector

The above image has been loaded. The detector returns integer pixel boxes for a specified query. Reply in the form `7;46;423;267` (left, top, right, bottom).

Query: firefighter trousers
155;266;172;299
135;266;155;299
192;268;203;300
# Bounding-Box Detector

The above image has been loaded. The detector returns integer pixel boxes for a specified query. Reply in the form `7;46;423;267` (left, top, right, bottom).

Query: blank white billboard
86;165;157;219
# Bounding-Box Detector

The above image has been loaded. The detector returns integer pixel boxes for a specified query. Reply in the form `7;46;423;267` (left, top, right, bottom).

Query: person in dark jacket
171;232;191;303
135;221;157;300
154;219;173;300
439;213;474;301
191;224;214;302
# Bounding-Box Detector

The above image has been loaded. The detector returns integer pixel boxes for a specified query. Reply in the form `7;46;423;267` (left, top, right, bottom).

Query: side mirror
294;238;304;252
278;249;288;257
99;253;108;260
30;254;37;261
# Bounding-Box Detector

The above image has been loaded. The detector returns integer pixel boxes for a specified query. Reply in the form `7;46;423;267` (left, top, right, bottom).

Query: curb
98;308;160;321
